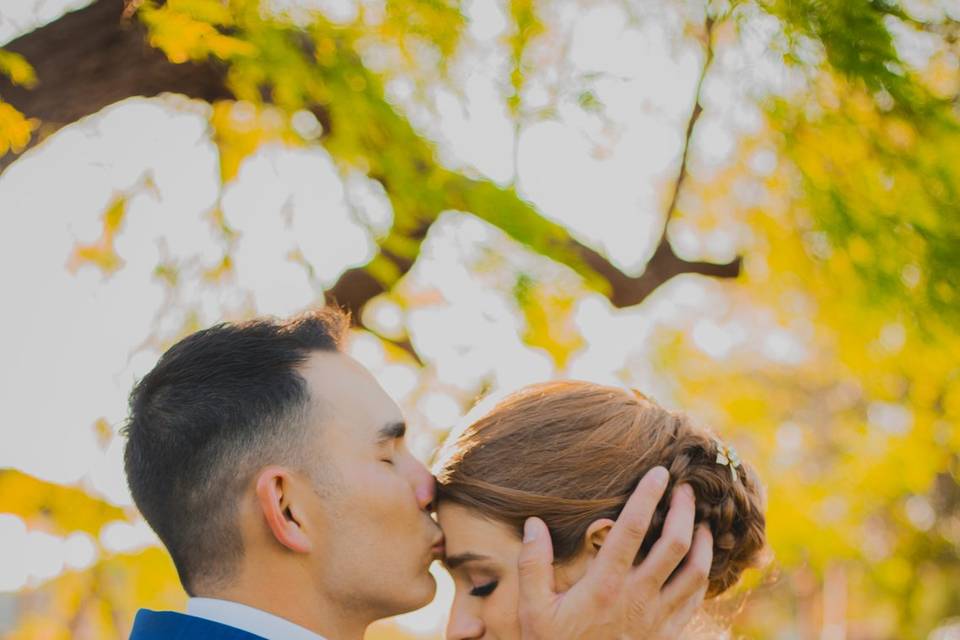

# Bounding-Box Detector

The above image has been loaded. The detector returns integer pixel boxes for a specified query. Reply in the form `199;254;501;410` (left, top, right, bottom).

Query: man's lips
431;536;446;558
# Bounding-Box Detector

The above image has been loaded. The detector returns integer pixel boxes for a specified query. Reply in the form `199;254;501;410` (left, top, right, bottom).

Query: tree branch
577;237;741;307
0;0;232;171
661;13;715;231
1;0;742;342
324;258;423;365
568;11;740;307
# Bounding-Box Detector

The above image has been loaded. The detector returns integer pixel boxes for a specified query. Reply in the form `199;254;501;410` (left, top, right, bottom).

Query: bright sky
0;0;804;634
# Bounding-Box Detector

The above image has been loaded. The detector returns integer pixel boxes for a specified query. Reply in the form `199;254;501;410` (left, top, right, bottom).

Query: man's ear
584;518;615;557
255;466;312;553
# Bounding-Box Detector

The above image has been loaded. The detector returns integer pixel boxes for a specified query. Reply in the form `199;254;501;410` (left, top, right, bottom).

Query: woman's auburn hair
436;380;767;597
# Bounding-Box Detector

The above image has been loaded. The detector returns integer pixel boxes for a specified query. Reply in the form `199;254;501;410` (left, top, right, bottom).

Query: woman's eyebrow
443;552;490;569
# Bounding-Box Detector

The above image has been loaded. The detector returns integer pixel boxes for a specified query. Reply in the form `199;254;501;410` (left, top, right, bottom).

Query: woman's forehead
437;502;519;556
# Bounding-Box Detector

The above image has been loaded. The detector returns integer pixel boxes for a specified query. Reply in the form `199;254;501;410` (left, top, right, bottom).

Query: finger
590;466;669;583
663;583;708;638
517;517;557;622
634;483;696;588
660;524;713;606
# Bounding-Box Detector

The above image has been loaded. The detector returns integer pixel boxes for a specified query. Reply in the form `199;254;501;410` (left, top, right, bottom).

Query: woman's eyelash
469;581;498;597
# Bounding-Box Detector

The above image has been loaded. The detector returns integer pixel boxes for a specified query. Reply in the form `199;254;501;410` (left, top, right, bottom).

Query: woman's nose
445;603;484;640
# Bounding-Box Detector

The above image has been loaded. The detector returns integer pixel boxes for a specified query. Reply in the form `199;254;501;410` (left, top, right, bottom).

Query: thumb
517;517;556;619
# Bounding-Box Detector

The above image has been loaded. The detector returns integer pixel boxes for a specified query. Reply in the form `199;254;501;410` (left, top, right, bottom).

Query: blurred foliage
68;196;129;275
0;49;36;155
0;470;127;537
762;0;960;326
7;548;182;640
657;132;960;633
1;0;959;638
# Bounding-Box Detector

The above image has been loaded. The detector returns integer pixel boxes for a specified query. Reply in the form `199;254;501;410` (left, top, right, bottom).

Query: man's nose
413;463;436;511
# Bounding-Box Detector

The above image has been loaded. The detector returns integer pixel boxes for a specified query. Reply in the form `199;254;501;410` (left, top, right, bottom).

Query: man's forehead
298;350;403;433
300;349;366;379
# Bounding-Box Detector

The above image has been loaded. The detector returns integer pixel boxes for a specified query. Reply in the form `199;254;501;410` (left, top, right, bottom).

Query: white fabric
187;597;327;640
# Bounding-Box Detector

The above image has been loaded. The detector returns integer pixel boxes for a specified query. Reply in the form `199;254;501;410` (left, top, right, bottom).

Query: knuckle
517;554;539;576
693;565;710;586
666;536;690;559
627;596;650;622
623;516;650;541
592;577;620;608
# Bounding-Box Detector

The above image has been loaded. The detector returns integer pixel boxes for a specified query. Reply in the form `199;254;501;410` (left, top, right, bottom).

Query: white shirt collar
187;597;327;640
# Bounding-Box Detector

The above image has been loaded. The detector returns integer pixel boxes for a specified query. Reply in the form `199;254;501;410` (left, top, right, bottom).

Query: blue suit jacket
129;609;268;640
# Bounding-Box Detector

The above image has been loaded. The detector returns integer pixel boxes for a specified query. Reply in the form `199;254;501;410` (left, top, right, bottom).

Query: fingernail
649;466;669;487
681;484;695;500
523;518;540;543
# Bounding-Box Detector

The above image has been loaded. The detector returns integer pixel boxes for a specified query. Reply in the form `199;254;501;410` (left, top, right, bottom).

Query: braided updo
436;380;766;597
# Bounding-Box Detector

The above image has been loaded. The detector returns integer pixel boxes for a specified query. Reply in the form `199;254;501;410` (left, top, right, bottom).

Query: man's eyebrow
376;420;406;444
443;552;490;570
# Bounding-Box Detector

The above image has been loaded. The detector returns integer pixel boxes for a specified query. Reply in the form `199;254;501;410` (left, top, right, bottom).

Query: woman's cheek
495;575;522;637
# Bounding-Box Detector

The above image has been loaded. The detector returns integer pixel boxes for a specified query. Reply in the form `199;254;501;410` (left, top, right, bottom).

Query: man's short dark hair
122;307;349;594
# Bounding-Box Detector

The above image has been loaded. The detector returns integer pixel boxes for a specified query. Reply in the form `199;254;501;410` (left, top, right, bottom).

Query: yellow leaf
168;0;234;26
141;3;255;64
203;254;233;282
0;49;37;88
207;33;257;59
0;100;39;155
0;469;127;536
68;197;127;275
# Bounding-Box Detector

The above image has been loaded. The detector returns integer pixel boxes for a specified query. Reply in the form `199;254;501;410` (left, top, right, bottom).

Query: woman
436;380;766;639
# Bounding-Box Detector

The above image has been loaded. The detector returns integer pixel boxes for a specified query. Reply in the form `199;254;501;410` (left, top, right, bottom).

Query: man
124;308;713;640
